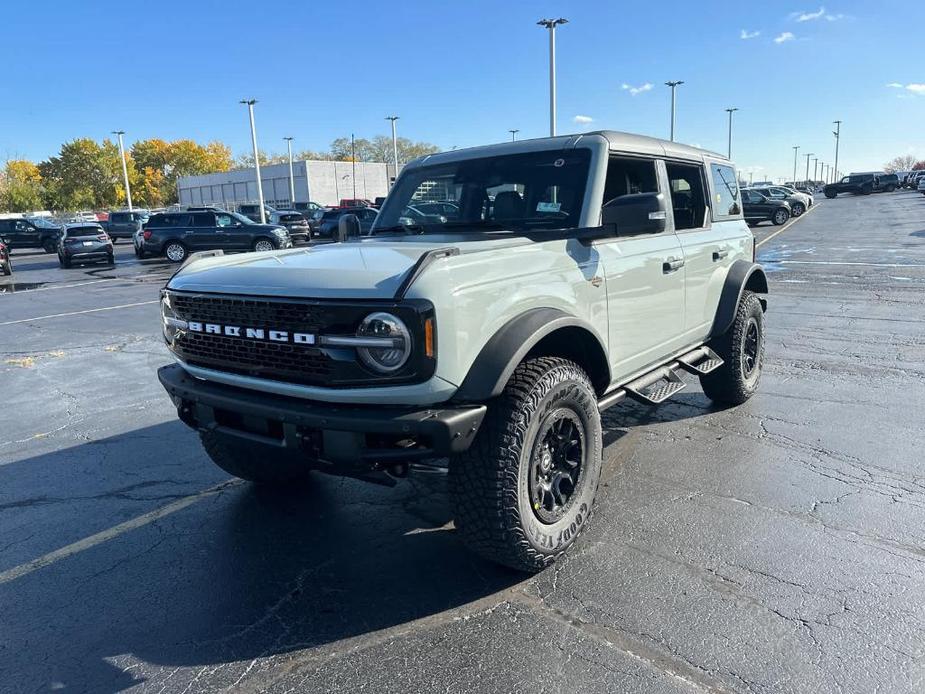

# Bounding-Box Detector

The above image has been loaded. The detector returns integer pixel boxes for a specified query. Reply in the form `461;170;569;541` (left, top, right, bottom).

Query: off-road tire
700;290;765;405
450;357;603;573
199;430;312;485
824;190;837;199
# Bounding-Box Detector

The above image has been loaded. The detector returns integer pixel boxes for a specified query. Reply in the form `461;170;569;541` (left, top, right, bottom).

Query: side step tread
624;368;686;406
677;346;724;375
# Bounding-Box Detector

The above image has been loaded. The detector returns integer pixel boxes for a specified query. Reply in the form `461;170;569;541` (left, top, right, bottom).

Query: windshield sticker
537;201;562;213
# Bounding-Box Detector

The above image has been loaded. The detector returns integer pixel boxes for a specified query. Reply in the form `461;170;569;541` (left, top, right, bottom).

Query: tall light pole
239;99;265;224
665;81;684;142
725;107;738;159
813;157;819;185
509;129;519;142
385;116;399;185
351;133;357;200
112;130;133;211
537;18;568;137
283;136;295;207
832;120;841;183
804;153;814;185
792;146;800;185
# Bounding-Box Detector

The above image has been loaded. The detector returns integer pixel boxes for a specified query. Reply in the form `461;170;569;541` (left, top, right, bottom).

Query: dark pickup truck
824;173;897;198
0;217;63;253
106;210;150;242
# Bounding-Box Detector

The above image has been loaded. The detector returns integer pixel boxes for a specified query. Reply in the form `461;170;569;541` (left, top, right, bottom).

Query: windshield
374;149;592;234
229;211;254;225
66;226;102;237
27;217;61;229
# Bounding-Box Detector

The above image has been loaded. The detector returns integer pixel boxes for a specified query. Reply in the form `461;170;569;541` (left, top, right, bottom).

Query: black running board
597;346;724;411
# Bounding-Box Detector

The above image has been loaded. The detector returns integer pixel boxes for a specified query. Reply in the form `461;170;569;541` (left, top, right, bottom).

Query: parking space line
756;201;818;249
0;300;159;326
0;479;240;586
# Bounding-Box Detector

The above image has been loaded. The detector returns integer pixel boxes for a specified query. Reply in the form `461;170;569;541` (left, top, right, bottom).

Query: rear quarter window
709;163;742;218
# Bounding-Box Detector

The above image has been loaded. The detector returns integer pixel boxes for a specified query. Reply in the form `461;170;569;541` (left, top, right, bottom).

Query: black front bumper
158;363;485;465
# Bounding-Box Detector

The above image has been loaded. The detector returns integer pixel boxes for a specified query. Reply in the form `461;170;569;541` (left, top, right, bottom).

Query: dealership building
176;160;397;209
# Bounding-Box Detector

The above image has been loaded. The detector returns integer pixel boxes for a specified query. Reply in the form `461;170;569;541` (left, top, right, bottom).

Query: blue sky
3;0;923;180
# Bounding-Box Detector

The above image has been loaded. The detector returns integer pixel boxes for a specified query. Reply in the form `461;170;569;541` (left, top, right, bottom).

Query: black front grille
166;291;435;388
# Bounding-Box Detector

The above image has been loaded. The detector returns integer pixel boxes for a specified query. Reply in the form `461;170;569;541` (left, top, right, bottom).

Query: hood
166;240;447;299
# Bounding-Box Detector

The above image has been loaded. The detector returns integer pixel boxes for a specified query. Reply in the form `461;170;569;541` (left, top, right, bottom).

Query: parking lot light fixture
509;129;519;142
804;153;814;187
240;99;266;224
665;81;684;142
832;120;841;185
792;146;800;187
725;108;738;159
284;137;295;208
537;18;568;136
351;133;357;200
112;130;133;211
385;116;400;186
813;157;819;185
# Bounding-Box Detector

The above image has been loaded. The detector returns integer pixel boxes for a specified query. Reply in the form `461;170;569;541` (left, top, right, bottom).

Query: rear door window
666;162;709;230
190;213;215;227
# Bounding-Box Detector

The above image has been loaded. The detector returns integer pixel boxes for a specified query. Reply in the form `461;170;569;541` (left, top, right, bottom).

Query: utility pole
385;116;399;186
665;81;684;141
725;107;738;159
239;99;265;224
804;153;814;186
832;120;841;184
112;130;133;211
284;137;295;207
537;18;568;136
792;146;800;185
509;129;519;142
351;133;357;200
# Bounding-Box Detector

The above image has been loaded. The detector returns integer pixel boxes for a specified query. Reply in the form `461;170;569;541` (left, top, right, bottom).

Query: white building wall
177;160;396;208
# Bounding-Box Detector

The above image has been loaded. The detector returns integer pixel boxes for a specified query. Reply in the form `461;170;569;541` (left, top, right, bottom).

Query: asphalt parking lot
2;192;924;693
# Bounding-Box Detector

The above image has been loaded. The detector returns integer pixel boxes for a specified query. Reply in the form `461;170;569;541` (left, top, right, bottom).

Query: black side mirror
337;214;362;242
601;192;667;235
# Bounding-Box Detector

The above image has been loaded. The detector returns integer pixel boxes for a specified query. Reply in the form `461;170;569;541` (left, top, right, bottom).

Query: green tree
39;138;123;211
0;160;44;212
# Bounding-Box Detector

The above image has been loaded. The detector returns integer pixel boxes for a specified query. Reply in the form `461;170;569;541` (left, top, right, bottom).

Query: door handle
712;250;729;261
662;257;685;273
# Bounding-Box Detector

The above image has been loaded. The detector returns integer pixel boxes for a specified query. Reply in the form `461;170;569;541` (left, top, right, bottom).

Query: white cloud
774;32;795;44
790;6;845;22
887;83;925;95
573;115;594;124
740;29;760;39
621;82;653;96
793;6;825;21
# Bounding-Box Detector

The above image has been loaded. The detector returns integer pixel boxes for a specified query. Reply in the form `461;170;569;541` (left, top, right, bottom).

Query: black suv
741;190;791;226
0;217;62;253
824;173;875;198
141;210;291;263
107;210;149;242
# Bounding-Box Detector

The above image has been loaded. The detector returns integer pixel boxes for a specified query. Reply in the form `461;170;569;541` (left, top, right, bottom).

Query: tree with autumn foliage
0;160;44;212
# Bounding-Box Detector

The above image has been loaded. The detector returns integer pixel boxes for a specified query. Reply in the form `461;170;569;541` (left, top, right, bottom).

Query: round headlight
356;312;411;373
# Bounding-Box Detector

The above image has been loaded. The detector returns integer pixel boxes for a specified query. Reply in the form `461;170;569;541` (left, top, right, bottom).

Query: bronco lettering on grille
187;321;316;345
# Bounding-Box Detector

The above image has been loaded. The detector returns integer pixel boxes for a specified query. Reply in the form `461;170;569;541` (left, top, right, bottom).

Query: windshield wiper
372;224;426;235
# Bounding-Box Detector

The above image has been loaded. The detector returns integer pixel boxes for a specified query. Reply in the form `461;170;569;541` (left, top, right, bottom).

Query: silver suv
157;131;768;572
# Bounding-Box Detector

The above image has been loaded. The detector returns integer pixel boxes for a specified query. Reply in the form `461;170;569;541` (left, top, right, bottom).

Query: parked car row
736;183;814;227
823;171;900;198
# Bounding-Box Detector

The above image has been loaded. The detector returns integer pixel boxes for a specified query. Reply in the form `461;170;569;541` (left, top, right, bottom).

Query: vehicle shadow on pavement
0;395;721;692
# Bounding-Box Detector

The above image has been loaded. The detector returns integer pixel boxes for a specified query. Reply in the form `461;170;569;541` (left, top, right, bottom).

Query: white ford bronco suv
158;131;767;572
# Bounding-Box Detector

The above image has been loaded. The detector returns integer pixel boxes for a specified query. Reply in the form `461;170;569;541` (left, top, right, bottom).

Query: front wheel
450;357;603;572
164;241;187;263
791;202;805;217
700;291;765;405
253;238;276;253
772;208;790;225
43;239;57;253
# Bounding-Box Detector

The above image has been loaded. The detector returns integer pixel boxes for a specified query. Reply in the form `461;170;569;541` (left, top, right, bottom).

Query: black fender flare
710;260;768;338
453;308;610;402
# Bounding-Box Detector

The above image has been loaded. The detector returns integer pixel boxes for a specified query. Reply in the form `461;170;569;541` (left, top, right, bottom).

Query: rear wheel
164;241;187;263
199;430;313;485
2;258;11;276
700;291;764;405
824;190;837;199
107;253;115;265
450;357;603;572
772;208;790;225
59;255;71;269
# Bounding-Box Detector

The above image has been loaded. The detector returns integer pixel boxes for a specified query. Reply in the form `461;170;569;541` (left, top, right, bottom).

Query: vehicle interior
666;162;708;230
